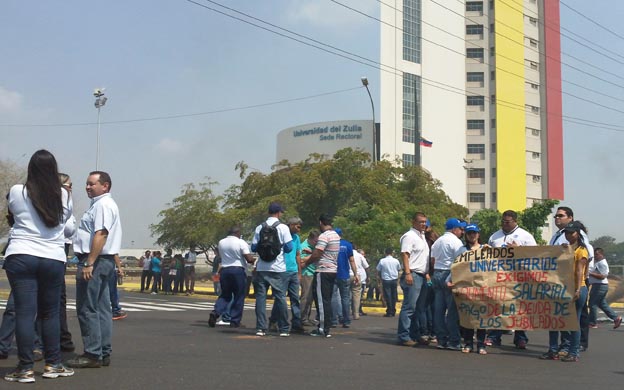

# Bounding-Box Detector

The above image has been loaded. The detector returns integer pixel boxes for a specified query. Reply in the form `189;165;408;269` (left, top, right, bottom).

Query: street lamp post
361;77;376;162
94;88;108;170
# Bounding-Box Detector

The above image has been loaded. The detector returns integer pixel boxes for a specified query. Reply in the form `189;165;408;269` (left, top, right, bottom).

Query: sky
1;0;623;248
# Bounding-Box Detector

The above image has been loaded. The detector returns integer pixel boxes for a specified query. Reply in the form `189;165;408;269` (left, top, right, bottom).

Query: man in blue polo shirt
331;228;359;328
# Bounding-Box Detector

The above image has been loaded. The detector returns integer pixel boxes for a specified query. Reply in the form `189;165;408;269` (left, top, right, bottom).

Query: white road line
120;302;184;311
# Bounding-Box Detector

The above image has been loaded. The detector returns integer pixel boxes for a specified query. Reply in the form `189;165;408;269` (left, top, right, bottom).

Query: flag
420;137;433;148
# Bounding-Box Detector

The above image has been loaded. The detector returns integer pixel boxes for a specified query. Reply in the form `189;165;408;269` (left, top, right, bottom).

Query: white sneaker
216;320;231;326
279;332;290;337
255;330;266;336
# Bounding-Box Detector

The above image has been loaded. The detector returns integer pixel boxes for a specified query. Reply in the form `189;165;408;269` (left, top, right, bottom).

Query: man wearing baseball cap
430;218;466;350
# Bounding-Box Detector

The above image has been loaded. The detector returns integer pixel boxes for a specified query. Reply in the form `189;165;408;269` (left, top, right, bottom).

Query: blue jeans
254;271;288;333
589;284;618;323
397;272;425;342
214;267;247;325
555;286;588;357
270;272;302;329
76;256;115;359
109;271;122;313
417;282;432;336
4;254;65;368
331;277;352;325
432;270;461;347
0;291;43;355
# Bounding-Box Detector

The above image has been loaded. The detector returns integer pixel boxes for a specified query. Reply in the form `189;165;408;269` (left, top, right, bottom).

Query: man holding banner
486;210;536;349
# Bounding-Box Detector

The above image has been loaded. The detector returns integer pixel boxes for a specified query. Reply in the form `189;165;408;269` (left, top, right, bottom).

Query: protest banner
451;245;579;331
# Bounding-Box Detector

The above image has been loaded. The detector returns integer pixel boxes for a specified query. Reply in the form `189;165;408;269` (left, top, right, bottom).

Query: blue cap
465;224;480;233
268;202;285;214
445;218;467;230
334;227;343;236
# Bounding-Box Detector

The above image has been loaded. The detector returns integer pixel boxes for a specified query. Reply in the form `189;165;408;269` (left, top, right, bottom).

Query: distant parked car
119;256;140;268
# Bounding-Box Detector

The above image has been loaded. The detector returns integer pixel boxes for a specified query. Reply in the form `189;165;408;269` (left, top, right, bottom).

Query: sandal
478;347;487;355
461;345;473;353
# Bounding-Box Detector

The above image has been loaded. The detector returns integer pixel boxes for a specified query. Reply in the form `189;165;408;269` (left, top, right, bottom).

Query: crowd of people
205;203;621;362
138;249;199;296
1;151;622;383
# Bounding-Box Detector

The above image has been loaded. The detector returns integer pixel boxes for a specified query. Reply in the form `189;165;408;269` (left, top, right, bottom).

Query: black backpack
256;221;282;261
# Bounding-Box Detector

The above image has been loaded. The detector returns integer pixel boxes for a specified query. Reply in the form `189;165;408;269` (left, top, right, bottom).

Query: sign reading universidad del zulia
451;245;578;331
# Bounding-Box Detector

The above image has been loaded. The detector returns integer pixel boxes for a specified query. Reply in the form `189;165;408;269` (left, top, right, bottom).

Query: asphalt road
1;280;623;389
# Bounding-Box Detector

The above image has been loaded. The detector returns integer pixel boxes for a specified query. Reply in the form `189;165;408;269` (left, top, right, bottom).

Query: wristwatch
83;261;93;268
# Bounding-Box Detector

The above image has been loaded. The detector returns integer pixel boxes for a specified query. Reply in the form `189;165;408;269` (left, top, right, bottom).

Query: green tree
0;159;26;239
150;181;224;255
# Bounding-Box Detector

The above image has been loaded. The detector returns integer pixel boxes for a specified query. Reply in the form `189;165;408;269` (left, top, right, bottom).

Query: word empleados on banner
451;246;578;331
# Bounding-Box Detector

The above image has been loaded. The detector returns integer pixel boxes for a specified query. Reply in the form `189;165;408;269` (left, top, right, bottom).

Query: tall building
380;0;563;215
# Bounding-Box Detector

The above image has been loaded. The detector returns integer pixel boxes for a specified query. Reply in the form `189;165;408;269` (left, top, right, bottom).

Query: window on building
402;153;416;167
467;48;484;61
490;94;496;104
466;25;484;35
469;193;486;203
492;167;497;178
489;0;494;10
526;104;539;114
402;73;422;144
491;143;496;153
529;61;538;70
530;128;540;136
491;70;496;81
403;0;422;63
490;23;495;33
529;38;538;48
532;151;541;159
529;17;538;26
468;168;485;178
466;1;483;12
490;46;495;56
467;119;485;130
492;192;497;203
491;118;496;128
467;72;485;82
467;95;485;106
529;82;539;90
467;144;485;154
532;175;541;183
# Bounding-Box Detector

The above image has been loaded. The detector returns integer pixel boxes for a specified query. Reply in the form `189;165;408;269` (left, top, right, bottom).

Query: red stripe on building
544;1;564;200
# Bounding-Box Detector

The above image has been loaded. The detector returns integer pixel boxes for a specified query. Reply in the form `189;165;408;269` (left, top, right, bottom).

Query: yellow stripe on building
495;0;526;211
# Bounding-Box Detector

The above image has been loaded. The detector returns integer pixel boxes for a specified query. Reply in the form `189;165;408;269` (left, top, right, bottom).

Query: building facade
380;0;563;216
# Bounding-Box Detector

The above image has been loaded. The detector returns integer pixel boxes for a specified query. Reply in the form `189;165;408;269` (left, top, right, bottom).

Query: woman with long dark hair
3;150;75;382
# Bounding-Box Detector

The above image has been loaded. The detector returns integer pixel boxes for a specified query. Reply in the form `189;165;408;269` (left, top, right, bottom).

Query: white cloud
284;0;377;29
0;86;23;113
154;137;185;153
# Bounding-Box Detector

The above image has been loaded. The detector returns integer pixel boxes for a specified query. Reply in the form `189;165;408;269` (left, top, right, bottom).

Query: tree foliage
223;148;467;261
149;181;225;254
0;159;26;239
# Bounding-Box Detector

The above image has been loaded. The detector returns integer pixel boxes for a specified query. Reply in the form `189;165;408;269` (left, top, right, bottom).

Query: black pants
141;270;152;292
312;272;336;334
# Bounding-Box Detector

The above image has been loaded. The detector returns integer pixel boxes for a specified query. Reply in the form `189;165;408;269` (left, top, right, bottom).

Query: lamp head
361;77;368;86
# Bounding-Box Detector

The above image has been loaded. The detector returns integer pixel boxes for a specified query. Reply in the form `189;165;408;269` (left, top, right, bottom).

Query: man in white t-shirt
209;226;255;328
251;202;293;337
351;248;369;319
184;246;198;295
397;212;431;346
68;171;122;369
139;250;152;292
487;210;535;349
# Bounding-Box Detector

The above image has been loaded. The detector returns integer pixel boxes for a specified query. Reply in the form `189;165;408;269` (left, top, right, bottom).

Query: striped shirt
315;229;340;273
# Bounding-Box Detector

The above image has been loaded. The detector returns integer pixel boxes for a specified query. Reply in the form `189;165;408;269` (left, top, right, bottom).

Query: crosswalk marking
0;299;259;314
